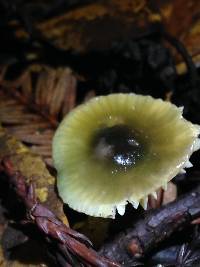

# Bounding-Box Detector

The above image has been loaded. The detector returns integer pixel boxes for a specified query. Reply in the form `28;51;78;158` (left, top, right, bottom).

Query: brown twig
0;157;120;267
100;185;200;265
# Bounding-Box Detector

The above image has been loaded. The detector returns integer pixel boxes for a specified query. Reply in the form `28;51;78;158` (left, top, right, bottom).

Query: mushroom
53;93;200;218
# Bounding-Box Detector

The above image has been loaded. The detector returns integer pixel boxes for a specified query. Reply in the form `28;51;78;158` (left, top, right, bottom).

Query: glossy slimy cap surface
53;93;200;218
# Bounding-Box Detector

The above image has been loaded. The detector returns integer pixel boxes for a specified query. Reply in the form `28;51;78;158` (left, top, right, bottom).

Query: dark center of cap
92;125;143;167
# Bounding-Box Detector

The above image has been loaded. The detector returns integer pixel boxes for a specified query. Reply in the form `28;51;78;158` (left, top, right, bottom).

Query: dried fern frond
0;65;77;165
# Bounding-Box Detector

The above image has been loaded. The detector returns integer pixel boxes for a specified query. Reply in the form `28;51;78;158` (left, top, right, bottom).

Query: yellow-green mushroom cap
53;93;200;218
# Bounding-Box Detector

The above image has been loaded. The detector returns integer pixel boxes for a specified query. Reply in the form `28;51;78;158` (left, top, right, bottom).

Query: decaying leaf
0;126;67;224
15;0;161;52
13;0;200;72
0;121;67;266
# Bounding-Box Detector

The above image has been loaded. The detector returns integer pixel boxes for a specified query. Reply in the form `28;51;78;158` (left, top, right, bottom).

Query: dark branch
100;185;200;265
